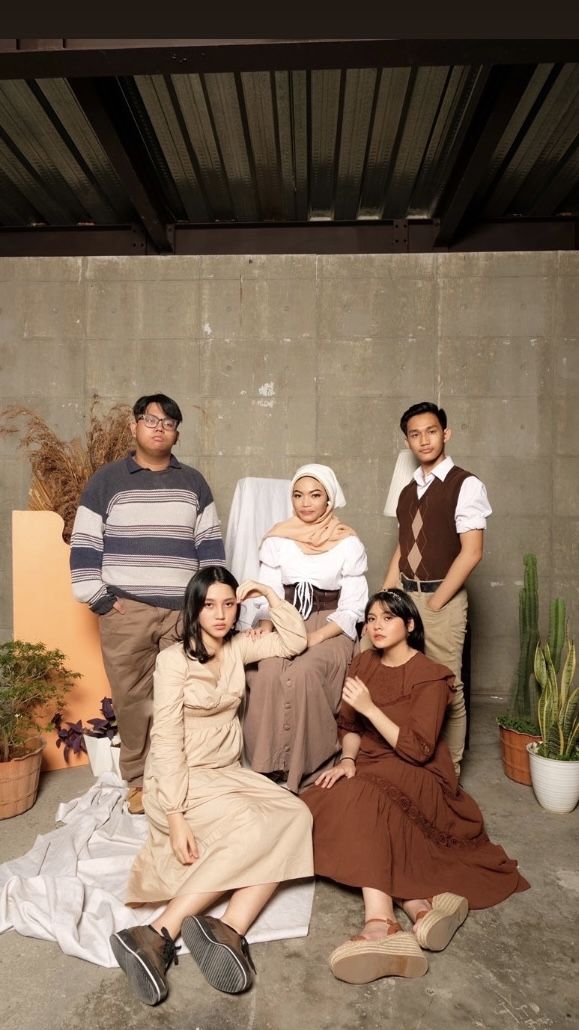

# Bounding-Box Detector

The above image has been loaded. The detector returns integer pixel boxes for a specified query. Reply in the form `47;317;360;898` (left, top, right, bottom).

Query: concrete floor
0;700;576;1030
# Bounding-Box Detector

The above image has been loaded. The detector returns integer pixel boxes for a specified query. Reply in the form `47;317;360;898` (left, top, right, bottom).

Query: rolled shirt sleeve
455;477;492;534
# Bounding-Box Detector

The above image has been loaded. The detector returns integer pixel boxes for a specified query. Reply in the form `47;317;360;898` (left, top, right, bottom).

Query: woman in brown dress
302;588;530;985
244;464;368;792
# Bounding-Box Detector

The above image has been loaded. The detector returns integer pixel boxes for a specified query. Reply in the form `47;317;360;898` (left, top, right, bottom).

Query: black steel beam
69;78;173;253
0;39;579;80
170;218;577;254
0;224;148;256
434;65;537;247
0;218;575;255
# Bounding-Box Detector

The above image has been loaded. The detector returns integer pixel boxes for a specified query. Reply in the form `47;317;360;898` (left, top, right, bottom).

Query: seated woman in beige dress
244;464;369;793
109;566;313;1007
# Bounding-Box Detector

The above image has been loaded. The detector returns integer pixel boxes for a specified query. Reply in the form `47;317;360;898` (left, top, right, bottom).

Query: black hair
399;401;447;436
364;588;425;652
180;566;239;662
133;394;183;425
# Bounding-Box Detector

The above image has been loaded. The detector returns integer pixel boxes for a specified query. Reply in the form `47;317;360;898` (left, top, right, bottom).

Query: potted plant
83;697;122;778
527;632;579;813
52;696;121;777
497;554;542;784
0;640;80;818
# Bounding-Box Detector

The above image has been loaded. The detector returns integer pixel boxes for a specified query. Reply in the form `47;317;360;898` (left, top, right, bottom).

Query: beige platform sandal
413;893;469;951
329;918;428;984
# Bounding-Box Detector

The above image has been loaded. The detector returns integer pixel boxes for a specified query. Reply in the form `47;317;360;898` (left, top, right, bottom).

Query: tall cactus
510;553;540;723
547;597;566;676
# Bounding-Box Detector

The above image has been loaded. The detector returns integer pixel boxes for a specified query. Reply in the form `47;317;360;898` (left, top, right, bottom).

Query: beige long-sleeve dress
126;600;314;904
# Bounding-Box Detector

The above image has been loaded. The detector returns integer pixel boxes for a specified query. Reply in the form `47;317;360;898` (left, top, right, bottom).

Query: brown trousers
99;598;181;786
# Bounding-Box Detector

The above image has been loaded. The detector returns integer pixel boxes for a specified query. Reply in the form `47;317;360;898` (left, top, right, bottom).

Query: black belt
400;573;443;594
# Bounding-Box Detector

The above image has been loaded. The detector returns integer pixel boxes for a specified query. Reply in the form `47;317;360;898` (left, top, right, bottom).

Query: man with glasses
70;393;225;813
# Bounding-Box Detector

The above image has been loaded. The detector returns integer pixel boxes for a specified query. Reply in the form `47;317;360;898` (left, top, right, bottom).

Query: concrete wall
1;251;577;699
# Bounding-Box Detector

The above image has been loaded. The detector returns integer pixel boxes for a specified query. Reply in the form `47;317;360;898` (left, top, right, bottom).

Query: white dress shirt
412;456;492;534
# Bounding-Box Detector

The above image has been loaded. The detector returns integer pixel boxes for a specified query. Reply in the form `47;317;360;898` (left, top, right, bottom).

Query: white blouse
255;535;369;640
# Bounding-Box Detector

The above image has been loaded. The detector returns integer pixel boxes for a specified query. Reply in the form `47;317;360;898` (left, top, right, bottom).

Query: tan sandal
413;893;468;952
127;787;145;815
329;919;428;984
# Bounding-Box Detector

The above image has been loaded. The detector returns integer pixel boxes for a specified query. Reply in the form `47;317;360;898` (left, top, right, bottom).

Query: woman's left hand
314;759;356;789
342;675;374;717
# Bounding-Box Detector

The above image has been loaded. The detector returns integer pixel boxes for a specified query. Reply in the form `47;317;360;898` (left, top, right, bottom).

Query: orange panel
12;510;111;771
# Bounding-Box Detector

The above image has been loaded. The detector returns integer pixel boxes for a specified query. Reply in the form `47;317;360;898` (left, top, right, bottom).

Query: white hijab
290;463;347;509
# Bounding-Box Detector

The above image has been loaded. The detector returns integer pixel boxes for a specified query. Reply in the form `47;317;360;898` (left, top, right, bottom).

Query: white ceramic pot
527;743;579;814
84;735;122;778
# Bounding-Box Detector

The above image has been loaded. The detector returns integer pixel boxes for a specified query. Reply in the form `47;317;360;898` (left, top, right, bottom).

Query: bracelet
340;756;356;764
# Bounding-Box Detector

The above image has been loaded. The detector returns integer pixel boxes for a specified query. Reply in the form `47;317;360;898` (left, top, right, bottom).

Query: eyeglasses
137;413;179;432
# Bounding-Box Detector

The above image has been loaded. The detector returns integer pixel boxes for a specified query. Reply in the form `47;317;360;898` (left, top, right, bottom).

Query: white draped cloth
225;476;292;629
0;774;314;967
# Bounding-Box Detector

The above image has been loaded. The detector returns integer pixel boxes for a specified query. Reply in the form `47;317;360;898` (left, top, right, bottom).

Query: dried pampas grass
0;397;133;542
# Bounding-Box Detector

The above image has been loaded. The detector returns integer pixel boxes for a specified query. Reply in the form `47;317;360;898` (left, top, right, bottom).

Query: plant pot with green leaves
527;634;579;814
497;554;542;784
0;640;80;819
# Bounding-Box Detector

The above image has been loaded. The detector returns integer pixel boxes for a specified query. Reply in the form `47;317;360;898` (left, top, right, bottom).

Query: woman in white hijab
244;464;369;793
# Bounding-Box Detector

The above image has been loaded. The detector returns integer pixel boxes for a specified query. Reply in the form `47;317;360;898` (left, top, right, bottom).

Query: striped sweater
70;454;225;613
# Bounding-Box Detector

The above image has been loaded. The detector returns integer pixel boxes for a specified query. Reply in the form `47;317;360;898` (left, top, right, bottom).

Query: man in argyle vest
383;402;492;774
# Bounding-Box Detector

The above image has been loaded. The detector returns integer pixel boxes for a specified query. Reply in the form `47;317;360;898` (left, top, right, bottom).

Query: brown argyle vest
396;465;472;581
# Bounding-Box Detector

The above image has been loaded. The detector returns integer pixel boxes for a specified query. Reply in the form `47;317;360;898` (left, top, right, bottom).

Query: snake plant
534;637;579;761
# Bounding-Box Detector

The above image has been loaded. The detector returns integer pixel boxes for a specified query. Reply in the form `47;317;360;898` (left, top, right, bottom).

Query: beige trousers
408;588;468;771
99;598;181;786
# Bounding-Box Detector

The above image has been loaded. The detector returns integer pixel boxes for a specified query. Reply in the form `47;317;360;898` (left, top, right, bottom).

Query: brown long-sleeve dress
302;649;529;909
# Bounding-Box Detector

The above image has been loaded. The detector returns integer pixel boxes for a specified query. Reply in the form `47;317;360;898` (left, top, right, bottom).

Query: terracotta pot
0;739;45;819
498;725;541;786
527;743;579;814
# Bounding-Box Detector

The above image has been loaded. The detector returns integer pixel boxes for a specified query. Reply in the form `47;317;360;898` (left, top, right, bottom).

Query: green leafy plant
534;636;579;761
0;640;80;762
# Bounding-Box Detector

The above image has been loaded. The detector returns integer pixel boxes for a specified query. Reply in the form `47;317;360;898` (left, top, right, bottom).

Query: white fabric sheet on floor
0;773;315;968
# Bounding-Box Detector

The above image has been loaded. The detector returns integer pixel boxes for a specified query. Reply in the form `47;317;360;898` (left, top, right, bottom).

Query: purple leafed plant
51;696;117;762
52;713;87;761
85;696;118;740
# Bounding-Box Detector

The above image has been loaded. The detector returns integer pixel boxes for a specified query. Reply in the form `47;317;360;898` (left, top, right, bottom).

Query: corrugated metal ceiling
0;40;577;252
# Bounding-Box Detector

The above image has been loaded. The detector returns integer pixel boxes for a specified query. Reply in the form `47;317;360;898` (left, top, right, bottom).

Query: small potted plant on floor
527;628;579;813
83;696;121;777
497;554;542;784
0;640;80;818
52;696;121;777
